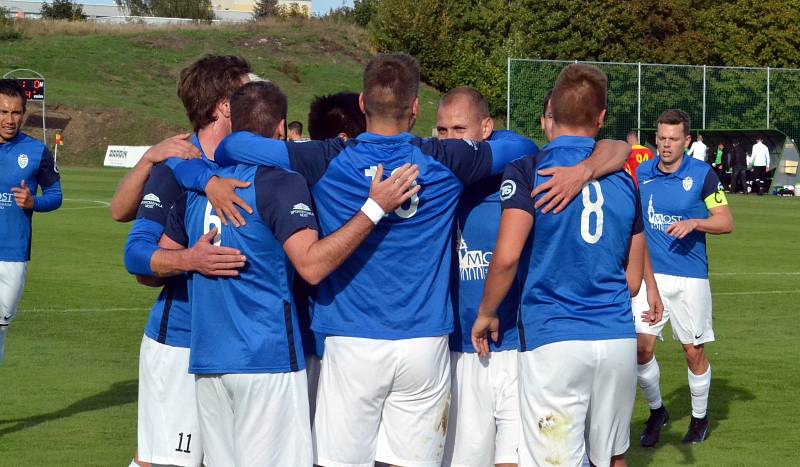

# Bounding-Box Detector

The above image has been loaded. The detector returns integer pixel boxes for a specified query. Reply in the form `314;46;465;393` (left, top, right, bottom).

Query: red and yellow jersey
624;144;654;187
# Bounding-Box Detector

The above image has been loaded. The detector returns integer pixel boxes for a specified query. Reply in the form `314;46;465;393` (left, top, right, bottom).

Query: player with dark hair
625;131;654;187
633;109;733;447
473;64;648;467
119;55;255;467
288;120;304;141
307;91;366;140
158;79;420;465
170;52;541;466
0;79;62;365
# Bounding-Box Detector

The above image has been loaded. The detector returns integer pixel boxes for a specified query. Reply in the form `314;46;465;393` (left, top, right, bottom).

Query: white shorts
518;339;636;467
313;335;450;467
137;335;202;467
0;261;27;326
444;350;520;467
195;370;311;467
632;273;715;345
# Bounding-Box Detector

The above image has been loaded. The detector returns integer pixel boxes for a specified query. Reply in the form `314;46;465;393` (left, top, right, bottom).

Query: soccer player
633;109;734;446
288;120;305;141
473;64;647;467
159;80;420;466
625;131;654;187
308;91;366;140
0;79;62;365
442;86;637;467
120;55;253;467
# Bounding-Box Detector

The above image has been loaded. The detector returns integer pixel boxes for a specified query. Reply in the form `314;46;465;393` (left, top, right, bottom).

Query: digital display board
17;79;45;101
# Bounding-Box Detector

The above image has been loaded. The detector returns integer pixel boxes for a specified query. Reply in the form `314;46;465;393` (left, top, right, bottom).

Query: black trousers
753;166;767;194
731;168;748;194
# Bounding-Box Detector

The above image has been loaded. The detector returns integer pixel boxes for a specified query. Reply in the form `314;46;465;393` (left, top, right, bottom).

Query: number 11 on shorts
175;432;192;453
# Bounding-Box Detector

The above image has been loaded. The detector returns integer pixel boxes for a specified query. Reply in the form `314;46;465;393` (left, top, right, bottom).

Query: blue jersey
636;155;726;279
165;164;317;374
124;135;210;348
0;132;61;261
450;131;537;353
501;136;641;351
212;131;537;340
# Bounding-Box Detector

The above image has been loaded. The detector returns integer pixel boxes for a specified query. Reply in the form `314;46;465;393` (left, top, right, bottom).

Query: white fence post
506;57;511;129
637;62;642;141
767;67;771;128
702;65;707;130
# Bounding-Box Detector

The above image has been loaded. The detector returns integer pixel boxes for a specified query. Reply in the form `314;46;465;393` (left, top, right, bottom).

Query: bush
253;0;277;19
40;0;86;21
115;0;214;22
0;6;22;40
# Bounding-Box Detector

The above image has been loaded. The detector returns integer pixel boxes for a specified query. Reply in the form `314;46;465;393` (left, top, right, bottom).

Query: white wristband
360;198;385;225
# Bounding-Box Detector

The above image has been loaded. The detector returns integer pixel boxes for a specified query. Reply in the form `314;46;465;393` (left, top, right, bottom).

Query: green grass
0;20;442;166
1;169;799;466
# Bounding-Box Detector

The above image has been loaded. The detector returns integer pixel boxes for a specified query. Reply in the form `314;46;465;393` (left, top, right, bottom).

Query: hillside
0;19;442;166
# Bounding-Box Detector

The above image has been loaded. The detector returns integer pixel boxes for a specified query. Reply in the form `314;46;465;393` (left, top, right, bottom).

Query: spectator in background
687;134;708;162
751;137;770;195
712;142;725;182
731;140;748;194
307;92;366;140
287;120;304;141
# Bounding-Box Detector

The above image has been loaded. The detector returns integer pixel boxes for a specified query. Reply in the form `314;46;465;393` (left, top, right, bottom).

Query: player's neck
550;124;598;139
657;156;682;173
366;117;413;137
197;124;229;161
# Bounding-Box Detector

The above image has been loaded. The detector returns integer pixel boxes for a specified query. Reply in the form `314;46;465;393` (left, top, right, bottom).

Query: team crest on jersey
499;180;516;201
290;203;314;217
140;193;162;209
457;228;492;281
682;176;693;191
17;154;28;169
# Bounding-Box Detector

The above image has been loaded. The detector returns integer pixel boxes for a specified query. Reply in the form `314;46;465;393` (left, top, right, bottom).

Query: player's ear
408;97;419;129
275;119;286;140
597;108;607;129
219;98;231;119
358;93;366;115
481;117;494;141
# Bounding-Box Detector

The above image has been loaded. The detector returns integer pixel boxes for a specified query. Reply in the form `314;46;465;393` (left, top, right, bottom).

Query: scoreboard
17;78;45;101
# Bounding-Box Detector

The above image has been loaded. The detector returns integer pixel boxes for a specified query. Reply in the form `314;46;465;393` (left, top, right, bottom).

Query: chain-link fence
507;59;800;146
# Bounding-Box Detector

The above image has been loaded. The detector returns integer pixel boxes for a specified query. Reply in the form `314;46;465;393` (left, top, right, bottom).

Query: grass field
1;167;798;466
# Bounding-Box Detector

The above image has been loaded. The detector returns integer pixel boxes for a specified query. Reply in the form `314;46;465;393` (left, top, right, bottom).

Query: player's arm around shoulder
532;139;630;214
276;163;419;285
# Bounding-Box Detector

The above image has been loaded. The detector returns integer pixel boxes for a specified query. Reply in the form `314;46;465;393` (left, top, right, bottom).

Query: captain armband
704;190;728;209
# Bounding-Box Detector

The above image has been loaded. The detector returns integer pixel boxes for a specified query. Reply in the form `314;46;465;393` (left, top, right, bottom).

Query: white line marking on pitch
715;290;800;296
710;272;800;276
60;198;111;210
19;307;149;313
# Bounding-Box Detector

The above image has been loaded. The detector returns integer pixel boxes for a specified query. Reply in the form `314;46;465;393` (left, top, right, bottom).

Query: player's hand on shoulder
368;163;420;214
11;180;33;209
188;227;247;277
666;219;698;239
471;313;499;358
143;133;202;165
532;164;591;214
205;176;253;228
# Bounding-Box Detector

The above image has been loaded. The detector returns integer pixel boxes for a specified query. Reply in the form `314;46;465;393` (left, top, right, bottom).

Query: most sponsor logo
457;229;492;281
0;192;13;209
647;194;683;232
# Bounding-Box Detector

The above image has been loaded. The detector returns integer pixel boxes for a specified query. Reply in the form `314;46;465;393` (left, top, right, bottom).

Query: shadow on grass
0;379;137;437
630;377;755;466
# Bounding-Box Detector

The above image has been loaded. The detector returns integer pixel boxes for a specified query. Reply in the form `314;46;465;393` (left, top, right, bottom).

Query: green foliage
40;0;86;21
0;6;22;40
253;0;278;19
115;0;214;21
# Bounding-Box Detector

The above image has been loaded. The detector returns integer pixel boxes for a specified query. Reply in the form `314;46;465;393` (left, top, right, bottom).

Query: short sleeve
499;157;536;216
136;164;184;227
163;192;189;247
700;168;728;209
36;147;60;187
285;138;346;186
632;188;644;235
417;137;494;186
254;166;319;244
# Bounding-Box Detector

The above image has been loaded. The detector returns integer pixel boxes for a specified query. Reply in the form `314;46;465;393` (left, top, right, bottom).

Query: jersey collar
654;153;691;178
544;135;596;152
192;133;218;167
0;131;25;149
356;132;414;144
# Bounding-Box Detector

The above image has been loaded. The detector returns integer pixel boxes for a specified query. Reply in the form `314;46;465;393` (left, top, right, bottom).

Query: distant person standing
625;131;655;187
0;80;62;364
287;120;305;141
751;137;770;195
730;140;748;194
687;134;707;162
